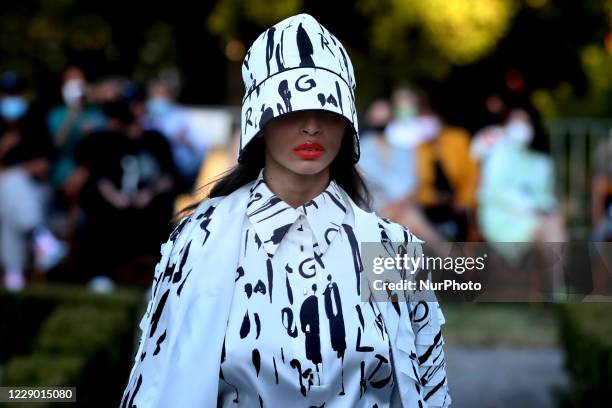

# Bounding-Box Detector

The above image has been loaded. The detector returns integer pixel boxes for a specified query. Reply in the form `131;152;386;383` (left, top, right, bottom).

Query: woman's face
262;109;346;177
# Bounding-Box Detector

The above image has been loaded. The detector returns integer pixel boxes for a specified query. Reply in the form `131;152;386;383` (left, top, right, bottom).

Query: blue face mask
146;97;172;117
1;96;29;121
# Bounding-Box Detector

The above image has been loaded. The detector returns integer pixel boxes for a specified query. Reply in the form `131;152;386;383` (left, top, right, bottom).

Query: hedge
558;303;612;408
0;284;145;407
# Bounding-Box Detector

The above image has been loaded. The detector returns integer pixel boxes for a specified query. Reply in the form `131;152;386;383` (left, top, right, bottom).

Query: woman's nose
301;111;322;135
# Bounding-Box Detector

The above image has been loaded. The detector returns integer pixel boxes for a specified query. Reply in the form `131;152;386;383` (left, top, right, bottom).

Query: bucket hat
239;13;359;162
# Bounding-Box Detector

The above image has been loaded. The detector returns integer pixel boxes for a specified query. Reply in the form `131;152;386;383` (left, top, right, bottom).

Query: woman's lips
293;142;325;159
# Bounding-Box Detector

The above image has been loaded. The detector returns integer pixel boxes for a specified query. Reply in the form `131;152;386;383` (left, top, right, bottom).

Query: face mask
62;80;85;106
393;104;416;120
505;120;533;146
146;97;172;116
0;96;28;121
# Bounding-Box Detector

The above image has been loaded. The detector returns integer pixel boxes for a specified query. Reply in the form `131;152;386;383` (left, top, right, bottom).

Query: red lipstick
293;142;325;159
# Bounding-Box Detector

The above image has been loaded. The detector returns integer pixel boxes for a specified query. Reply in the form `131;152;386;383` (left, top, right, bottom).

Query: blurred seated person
592;128;612;241
470;94;509;162
71;88;178;287
478;106;568;299
0;72;66;291
385;84;441;149
358;98;443;242
47;67;106;193
478;106;565;243
588;129;612;294
143;79;208;193
415;108;479;241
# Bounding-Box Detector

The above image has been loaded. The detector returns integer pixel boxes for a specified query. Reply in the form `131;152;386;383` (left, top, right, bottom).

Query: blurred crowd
0;68;210;292
358;85;567;246
2;68;610;294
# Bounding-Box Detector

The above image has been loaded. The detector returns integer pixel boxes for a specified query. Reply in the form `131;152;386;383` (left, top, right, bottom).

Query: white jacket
120;180;451;407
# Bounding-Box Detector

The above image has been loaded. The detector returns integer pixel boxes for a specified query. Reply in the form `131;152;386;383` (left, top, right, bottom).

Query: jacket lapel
154;183;252;407
352;202;422;408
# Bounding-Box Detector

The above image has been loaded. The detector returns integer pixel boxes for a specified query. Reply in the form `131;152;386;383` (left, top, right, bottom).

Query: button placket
297;215;327;387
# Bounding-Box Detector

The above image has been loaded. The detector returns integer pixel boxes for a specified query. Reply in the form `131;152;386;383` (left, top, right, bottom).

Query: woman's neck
262;164;330;208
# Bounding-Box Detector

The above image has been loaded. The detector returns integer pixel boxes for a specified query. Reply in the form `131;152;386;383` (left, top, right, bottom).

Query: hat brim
239;67;359;163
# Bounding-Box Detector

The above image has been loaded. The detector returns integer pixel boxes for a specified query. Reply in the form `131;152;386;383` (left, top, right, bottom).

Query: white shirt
120;171;451;407
218;170;394;407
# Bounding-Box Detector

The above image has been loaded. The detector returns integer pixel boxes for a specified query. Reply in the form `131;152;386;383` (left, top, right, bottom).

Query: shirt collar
246;169;349;256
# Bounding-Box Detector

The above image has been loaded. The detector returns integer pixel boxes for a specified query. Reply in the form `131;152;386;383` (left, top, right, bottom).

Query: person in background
478;106;568;299
415;103;479;241
384;84;440;150
592;128;612;241
0;72;66;291
46;67;107;243
47;67;106;193
144;79;208;193
470;94;510;162
478;106;565;243
72;85;178;290
589;128;612;293
88;76;126;106
358;98;443;242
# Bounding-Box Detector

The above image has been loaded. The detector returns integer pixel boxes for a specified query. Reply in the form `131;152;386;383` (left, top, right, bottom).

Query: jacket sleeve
119;215;190;407
379;218;452;407
119;197;221;407
409;295;451;407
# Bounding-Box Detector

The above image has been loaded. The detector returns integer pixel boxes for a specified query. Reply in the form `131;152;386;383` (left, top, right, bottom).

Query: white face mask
505;120;533;146
62;80;86;106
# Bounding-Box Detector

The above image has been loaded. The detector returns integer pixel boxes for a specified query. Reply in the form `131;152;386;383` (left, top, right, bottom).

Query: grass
440;303;560;347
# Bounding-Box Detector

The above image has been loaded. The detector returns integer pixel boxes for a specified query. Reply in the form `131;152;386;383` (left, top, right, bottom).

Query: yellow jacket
416;126;479;209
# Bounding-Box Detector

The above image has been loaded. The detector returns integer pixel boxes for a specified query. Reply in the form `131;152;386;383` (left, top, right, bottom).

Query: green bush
558;303;612;407
0;283;144;406
0;292;57;362
2;355;85;408
2;354;86;388
36;305;130;356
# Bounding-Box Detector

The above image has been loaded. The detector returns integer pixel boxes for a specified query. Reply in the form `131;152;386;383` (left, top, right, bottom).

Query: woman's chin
286;159;331;176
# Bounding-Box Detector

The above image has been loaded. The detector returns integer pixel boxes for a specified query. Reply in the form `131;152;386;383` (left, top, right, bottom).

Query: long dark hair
177;125;372;220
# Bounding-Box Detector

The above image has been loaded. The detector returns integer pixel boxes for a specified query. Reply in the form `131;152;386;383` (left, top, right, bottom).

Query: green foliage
134;22;179;82
558;303;612;407
0;0;610;115
208;0;303;40
357;0;517;80
3;355;86;389
0;291;56;362
0;0;112;75
416;0;516;64
35;305;130;358
441;303;559;346
534;45;612;118
0;284;143;406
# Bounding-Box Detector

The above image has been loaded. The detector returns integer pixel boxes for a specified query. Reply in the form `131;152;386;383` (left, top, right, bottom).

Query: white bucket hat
238;13;360;163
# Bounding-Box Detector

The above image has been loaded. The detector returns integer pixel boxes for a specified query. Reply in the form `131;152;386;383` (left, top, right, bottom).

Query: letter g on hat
239;13;360;163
